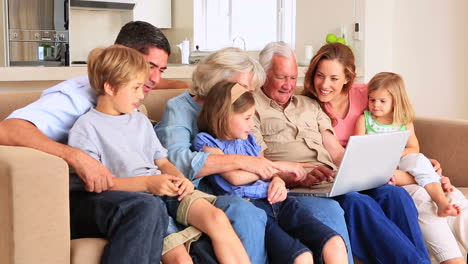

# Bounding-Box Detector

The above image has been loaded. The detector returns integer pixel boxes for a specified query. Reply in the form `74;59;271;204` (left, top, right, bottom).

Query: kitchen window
193;0;296;51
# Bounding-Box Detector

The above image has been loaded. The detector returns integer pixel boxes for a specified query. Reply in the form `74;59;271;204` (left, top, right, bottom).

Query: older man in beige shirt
251;41;353;263
252;44;343;186
253;82;337;171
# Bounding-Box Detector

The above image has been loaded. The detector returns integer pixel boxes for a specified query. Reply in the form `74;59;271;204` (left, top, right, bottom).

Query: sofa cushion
71;238;107;264
142;88;186;122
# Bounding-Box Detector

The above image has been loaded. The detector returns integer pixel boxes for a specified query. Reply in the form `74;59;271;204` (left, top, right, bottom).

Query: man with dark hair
115;21;171;55
0;21;195;263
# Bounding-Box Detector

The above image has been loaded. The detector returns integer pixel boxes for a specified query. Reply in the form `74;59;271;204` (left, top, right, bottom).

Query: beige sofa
1;88;467;264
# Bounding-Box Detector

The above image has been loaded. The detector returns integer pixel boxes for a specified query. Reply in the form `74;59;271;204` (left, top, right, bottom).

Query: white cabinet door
82;0;136;3
133;0;171;28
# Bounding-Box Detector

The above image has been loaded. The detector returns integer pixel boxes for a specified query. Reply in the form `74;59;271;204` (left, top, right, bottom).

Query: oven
7;0;70;66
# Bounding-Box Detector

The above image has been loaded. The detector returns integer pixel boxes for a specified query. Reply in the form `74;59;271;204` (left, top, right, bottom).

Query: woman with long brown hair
304;42;468;264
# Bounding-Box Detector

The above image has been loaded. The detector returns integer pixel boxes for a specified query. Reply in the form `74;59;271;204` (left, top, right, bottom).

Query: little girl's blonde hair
367;72;415;126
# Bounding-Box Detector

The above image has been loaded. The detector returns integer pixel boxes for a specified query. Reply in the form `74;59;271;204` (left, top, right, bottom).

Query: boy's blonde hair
198;81;255;140
368;72;415;126
87;44;149;96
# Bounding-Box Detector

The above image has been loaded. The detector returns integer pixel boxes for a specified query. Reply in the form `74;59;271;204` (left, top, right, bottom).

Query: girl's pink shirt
324;83;368;147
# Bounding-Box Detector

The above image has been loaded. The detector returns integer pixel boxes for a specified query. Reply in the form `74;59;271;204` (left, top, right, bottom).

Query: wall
364;0;468;120
133;0;171;29
3;0;467;119
164;0;358;83
392;0;468;120
362;0;394;79
69;8;132;63
295;0;356;66
161;0;193;64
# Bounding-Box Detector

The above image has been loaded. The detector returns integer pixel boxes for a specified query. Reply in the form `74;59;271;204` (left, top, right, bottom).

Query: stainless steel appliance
7;0;70;66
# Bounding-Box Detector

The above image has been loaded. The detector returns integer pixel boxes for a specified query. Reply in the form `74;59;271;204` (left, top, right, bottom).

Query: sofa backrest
1;87;467;187
142;88;187;122
0;91;41;120
415;116;468;187
0;86;305;122
0;89;187;122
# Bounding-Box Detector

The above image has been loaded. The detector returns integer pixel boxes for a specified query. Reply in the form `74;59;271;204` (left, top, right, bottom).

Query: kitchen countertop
0;64;196;82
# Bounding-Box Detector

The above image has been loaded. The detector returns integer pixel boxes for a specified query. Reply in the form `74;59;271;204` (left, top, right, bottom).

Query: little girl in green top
354;72;461;217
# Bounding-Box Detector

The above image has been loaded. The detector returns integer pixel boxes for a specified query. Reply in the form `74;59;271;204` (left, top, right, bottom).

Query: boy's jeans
70;190;168;264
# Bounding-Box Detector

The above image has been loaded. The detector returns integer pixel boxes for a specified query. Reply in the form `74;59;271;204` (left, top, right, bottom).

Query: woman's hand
146;174;180;196
441;176;454;192
267;176;287;204
429;158;442;176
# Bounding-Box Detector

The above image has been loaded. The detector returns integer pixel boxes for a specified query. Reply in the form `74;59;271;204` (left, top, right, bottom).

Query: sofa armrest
0;146;70;264
414;116;468;188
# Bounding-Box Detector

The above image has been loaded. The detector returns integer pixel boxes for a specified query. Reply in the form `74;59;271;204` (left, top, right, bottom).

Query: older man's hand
300;166;335;187
273;161;317;182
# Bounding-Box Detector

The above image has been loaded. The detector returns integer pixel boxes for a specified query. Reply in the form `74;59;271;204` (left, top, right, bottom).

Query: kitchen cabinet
133;0;171;29
70;0;136;10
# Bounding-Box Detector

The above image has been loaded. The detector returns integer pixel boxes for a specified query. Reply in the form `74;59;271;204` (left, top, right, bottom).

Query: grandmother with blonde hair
156;47;274;263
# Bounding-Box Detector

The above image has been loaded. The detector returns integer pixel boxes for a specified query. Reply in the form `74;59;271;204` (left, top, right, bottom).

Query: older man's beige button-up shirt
252;89;337;170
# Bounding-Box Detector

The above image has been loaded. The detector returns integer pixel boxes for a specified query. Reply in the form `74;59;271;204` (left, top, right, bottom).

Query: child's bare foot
437;203;461;217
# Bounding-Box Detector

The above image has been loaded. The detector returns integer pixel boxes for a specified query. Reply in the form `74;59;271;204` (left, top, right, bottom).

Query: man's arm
154;78;192;90
0;118;114;192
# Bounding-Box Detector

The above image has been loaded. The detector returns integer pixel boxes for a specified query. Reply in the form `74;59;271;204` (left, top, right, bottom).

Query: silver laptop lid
328;130;410;197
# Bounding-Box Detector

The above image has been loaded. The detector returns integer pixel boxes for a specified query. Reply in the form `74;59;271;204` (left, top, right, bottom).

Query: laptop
289;130;410;197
